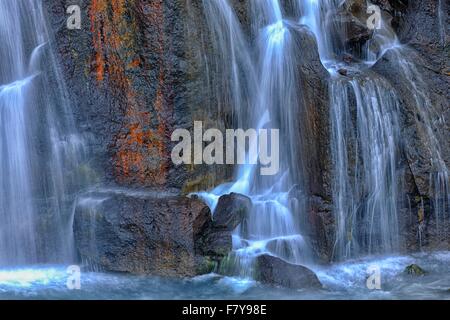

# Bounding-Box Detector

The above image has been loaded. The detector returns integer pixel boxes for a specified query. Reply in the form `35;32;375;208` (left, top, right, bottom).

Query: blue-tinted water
1;252;449;300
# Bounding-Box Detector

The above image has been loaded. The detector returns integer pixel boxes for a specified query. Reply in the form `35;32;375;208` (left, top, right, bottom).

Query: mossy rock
195;256;218;275
404;264;427;276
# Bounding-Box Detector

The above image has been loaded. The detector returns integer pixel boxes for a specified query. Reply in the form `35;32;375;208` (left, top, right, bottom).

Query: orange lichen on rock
89;0;171;186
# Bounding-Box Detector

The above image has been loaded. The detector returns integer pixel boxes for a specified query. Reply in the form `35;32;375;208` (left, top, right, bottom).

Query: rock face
371;0;450;252
43;0;236;276
74;191;251;276
213;193;252;231
255;255;322;289
74;190;212;276
43;0;233;193
194;193;251;268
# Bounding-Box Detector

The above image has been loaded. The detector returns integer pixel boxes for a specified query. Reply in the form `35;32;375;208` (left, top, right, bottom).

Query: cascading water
300;0;449;259
367;10;450;252
0;0;448;300
200;0;449;272
329;76;402;259
390;48;450;245
0;0;86;266
299;0;405;259
199;0;312;276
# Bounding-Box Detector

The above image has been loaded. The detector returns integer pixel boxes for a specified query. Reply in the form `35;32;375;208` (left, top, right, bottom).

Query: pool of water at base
0;252;449;300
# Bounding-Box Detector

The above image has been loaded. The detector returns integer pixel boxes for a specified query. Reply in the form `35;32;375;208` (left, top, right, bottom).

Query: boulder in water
404;264;427;276
338;68;349;76
255;254;322;289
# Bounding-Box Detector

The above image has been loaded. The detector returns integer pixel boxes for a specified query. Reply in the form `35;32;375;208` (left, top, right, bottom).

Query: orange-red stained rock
89;0;171;186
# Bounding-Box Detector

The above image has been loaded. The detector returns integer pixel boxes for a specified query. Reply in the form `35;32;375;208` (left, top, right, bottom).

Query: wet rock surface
43;0;233;192
73;190;214;276
73;190;252;276
213;193;252;231
194;193;252;273
255;254;322;289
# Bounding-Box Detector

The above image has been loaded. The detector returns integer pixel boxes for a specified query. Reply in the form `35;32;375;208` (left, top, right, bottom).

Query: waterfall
0;0;86;266
300;0;449;259
300;1;405;259
390;48;450;245
200;0;312;276
199;0;449;271
330;76;401;259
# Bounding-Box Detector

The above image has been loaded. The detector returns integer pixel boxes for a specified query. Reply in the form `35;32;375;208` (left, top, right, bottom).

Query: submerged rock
338;68;348;76
255;255;322;289
404;264;427;276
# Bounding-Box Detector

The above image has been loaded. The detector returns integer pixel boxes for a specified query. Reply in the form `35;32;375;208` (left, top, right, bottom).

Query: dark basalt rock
213;193;252;231
194;193;252;272
255;254;322;289
73;189;232;277
73;189;248;277
42;0;233;193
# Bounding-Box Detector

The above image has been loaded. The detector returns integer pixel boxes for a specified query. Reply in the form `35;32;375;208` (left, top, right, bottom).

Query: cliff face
43;0;237;275
372;0;449;251
43;0;448;272
44;0;233;192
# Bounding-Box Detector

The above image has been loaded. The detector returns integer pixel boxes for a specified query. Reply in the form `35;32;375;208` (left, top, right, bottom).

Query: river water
1;252;449;300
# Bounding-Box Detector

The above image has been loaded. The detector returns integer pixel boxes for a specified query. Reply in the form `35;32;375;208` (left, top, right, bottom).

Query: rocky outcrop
43;0;233;193
73;190;212;276
255;254;322;289
213;193;252;231
371;0;449;251
194;193;251;271
74;190;251;276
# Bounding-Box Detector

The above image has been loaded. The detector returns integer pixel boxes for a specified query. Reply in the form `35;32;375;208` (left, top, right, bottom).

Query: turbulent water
1;252;449;300
0;0;85;266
